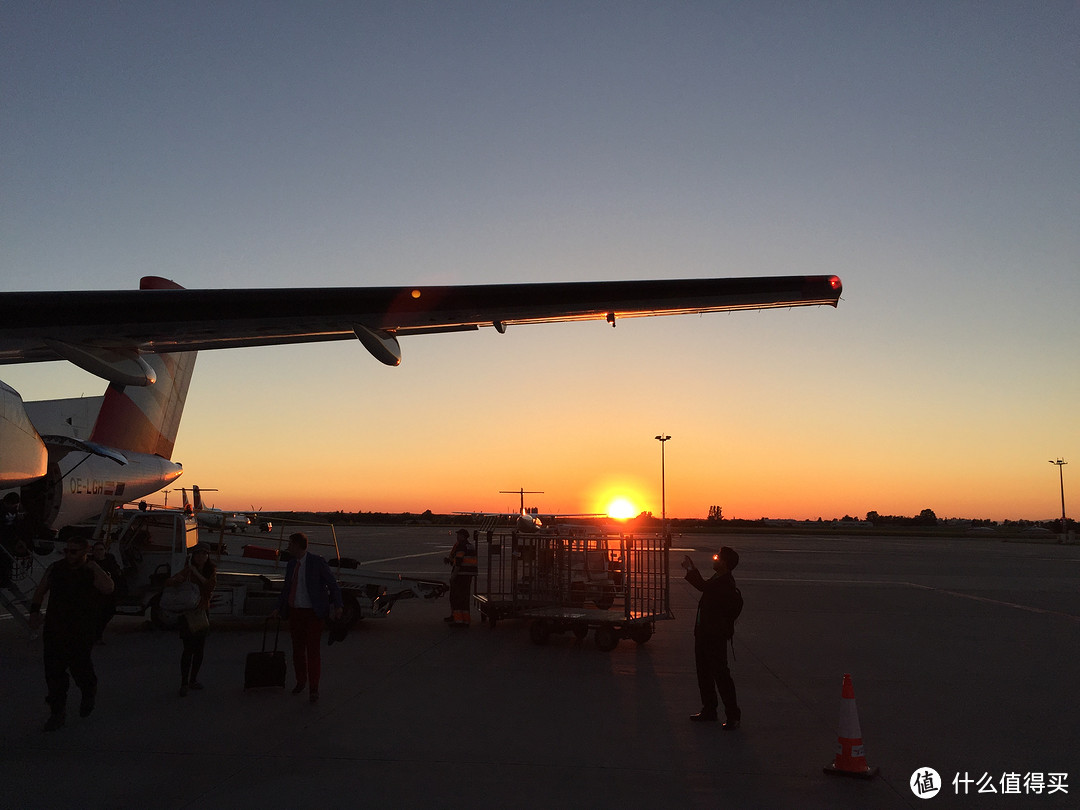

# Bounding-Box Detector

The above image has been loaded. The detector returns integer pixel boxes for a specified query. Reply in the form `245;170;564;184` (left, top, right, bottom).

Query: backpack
726;586;744;657
730;586;744;623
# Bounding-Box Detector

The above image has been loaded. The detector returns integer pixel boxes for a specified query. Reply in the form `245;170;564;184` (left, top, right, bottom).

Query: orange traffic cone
823;673;878;779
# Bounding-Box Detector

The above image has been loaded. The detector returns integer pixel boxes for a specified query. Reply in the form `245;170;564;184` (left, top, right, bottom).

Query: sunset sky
2;3;1077;522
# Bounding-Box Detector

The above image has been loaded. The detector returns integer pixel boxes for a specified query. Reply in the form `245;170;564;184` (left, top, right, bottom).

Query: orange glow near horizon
7;332;1071;525
163;457;1073;524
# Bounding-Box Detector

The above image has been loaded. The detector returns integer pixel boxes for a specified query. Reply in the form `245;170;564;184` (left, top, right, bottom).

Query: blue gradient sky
2;3;1077;520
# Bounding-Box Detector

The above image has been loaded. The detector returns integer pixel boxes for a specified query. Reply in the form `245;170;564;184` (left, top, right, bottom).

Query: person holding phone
682;546;742;729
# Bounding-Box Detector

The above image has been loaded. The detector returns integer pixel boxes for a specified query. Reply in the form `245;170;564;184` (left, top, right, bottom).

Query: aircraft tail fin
88;277;198;459
193;484;204;511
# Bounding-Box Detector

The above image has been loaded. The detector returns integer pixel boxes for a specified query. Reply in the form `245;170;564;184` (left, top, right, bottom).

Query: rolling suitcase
244;618;286;689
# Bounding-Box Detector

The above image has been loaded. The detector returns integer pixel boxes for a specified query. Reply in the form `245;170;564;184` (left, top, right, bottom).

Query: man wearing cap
681;546;742;728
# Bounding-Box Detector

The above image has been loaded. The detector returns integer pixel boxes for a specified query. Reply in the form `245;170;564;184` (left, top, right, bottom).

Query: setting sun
606;497;638;520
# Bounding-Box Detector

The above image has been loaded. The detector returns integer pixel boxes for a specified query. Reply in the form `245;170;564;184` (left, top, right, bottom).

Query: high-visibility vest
453;541;478;576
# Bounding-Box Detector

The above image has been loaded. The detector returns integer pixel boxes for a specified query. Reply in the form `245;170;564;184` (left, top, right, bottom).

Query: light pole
1048;458;1068;543
655;434;671;539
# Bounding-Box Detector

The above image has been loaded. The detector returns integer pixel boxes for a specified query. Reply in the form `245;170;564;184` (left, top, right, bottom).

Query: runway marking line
744;577;1080;623
360;551;446;565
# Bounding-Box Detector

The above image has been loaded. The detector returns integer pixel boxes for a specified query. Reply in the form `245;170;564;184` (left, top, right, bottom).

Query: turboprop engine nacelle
516;513;544;533
0;382;47;487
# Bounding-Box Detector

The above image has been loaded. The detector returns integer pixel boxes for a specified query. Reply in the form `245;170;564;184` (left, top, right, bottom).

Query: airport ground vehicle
473;529;673;651
0;504;195;632
86;503;447;628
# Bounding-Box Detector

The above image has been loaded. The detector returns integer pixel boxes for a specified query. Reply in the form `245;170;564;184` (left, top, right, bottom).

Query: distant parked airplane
180;486;251;533
460;488;606;533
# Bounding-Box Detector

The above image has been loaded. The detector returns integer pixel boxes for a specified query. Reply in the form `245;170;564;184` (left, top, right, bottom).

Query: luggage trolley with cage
473;530;673;651
471;530;546;626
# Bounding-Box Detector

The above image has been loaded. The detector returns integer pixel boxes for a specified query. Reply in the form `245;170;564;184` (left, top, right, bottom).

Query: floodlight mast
655;434;671;540
1048;458;1068;543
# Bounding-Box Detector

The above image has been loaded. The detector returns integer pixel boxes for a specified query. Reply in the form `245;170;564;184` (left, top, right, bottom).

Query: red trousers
287;608;324;691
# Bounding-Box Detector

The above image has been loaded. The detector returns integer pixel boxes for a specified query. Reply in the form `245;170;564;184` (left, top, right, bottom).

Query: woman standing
166;543;217;696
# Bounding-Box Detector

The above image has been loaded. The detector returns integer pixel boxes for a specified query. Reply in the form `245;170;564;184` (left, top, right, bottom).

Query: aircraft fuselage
5;448;183;536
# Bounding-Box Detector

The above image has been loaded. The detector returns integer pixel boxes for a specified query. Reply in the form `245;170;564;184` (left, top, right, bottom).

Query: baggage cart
473;530;672;651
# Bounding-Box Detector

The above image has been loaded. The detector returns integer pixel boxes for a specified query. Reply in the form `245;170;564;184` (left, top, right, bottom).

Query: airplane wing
0;275;841;374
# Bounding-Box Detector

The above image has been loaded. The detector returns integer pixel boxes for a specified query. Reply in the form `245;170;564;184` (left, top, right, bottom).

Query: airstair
1;544;46;634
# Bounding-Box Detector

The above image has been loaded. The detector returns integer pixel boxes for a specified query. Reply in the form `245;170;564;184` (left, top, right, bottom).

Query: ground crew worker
444;528;477;626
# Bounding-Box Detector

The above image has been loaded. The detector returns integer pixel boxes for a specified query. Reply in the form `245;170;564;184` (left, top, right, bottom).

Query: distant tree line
865;509;938;526
264;506;1074;534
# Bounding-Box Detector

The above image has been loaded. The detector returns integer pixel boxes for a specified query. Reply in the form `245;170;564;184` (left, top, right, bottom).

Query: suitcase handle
262;617;282;652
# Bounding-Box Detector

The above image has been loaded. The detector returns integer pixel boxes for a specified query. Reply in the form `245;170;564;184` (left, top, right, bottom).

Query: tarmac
2;529;1078;809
